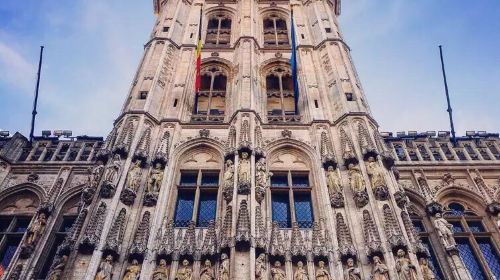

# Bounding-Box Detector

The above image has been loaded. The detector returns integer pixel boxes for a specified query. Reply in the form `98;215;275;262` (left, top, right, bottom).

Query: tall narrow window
193;65;227;123
263;14;289;46
206;14;232;46
266;65;298;123
271;171;313;228
174;170;220;227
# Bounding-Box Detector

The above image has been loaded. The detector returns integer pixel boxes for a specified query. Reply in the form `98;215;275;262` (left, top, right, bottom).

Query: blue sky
0;0;499;137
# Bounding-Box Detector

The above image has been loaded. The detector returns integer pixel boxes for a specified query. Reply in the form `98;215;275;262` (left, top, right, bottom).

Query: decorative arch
435;187;487;213
205;7;235;46
0;183;45;206
260;8;290;46
261;61;297;122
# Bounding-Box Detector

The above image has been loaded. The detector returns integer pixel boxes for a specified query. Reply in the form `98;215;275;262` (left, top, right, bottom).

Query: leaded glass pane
14;218;31;232
0;237;21;271
197;192;217;227
457;239;487;280
59;217;76;232
272;192;291;228
477;238;500;278
201;173;219;187
180;172;197;186
450;221;464;233
421;238;444;280
448;203;465;216
174;191;195;227
0;217;12;232
294;193;313;228
412;220;425;233
291;174;309;188
467;221;485;233
271;174;288;188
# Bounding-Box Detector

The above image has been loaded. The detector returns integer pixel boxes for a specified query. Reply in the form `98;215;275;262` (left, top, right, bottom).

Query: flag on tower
290;8;300;114
194;7;203;114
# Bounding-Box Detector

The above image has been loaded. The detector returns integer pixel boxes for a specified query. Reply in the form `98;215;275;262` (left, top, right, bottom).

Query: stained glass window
292;174;309;188
450;221;464;233
0;239;21;271
294;193;313;228
457;239;486;280
467;221;485;233
272;193;291;228
412;220;425;233
271;174;288;188
14;218;30;233
197;192;217;227
180;172;197;186
174;191;195;227
477;238;500;278
201;173;219;187
448;203;465;216
421;238;444;280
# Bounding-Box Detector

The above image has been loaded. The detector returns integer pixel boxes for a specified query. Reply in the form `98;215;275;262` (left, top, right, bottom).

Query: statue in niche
433;213;456;248
419;258;436;280
218;253;230;280
371;256;389;280
343;258;361;280
200;259;215;280
175;259;192;280
152;259;169;280
238;152;251;194
255;253;266;280
123;259;141;280
255;157;271;203
367;157;387;188
224;160;234;189
270;261;286;280
47;255;68;280
294;261;309;280
104;154;122;185
127;161;142;191
89;161;105;187
25;213;46;246
326;166;342;193
348;164;365;193
315;261;331;280
148;163;164;193
395;249;417;280
95;255;114;280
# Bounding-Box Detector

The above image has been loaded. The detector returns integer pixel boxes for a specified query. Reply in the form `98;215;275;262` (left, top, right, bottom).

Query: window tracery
263;13;289;46
206;13;232;46
265;64;299;123
192;64;228;123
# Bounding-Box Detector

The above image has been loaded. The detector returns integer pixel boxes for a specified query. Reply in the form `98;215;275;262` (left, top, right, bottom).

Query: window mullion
207;74;215;116
288;171;296;225
216;18;222;45
273;18;278;46
192;170;202;223
278;75;285;118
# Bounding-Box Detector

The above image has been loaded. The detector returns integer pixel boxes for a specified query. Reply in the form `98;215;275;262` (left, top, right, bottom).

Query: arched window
443;202;500;279
206;13;231;46
36;196;79;279
269;149;314;229
263;13;289;46
265;65;298;123
0;190;39;275
192;64;227;123
173;147;222;227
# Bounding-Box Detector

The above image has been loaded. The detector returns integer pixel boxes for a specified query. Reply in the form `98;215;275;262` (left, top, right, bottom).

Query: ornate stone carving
290;222;306;257
153;131;171;166
236;200;251;245
255;253;267;280
311;221;329;257
199;128;210;138
336;213;357;260
270;261;286;280
220;205;233;249
175;259;193;280
101;154;122;198
343;258;361;280
127;161;142;192
255;157;270;203
27;171;39;182
293;261;308;280
80;202;107;252
395;249;418;280
225;126;237;156
129;211;151;258
114;119;135;156
82;162;104;204
320;131;336;167
281;129;292;138
254;205;267;249
152;259;169;280
255;125;264;157
219;253;230;280
95;255;114;280
201;220;217;256
57;207;88;256
239;119;251;151
269;222;285;256
357;122;377;159
315;261;331;280
8;264;23;280
394;184;409;209
122;259;141;280
144;163;163;206
400;210;429;257
20;212;47;258
180;221;196;256
46;254;68;280
366;157;389;200
419;257;436;280
237;152;251;194
222;159;234;202
134;126;152;163
326;166;344;208
120;187;137;206
103;208;127;256
433;213;456;250
382;204;406;249
348;164;368;207
370;256;389;280
200;259;215;280
339;127;357;165
361;210;382;257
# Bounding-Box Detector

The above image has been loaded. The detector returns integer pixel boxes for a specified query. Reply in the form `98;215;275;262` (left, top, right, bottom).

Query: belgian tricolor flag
194;7;203;114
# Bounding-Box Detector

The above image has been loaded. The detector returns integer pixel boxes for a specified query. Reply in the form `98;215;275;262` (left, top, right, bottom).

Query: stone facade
0;1;499;279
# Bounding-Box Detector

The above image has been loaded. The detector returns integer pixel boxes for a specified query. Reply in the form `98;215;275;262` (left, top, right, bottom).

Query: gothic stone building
0;0;499;279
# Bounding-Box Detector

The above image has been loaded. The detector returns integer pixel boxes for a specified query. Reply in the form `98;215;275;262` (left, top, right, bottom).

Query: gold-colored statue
366;157;386;190
255;253;266;280
26;213;47;245
270;261;286;280
218;253;230;280
238;152;251;183
293;261;309;280
348;164;365;193
122;259;141;280
200;259;215;280
175;259;192;280
315;261;331;280
152;259;169;280
326;166;342;193
148;163;164;193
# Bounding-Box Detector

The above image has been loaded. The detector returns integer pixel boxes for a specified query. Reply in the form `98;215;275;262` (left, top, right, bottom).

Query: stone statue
366;157;386;189
294;261;309;280
218;253;230;280
395;249;417;280
256;157;268;188
25;213;46;245
224;160;234;189
152;259;169;280
200;259;215;280
344;258;361;280
104;154;122;184
47;255;68;280
419;258;436;280
270;261;286;280
433;213;456;248
255;253;266;280
127;161;142;191
123;259;141;280
89;161;104;187
95;255;114;280
326;166;342;193
371;256;389;280
348;164;365;193
315;261;331;280
148;163;164;193
238;152;250;183
175;259;192;280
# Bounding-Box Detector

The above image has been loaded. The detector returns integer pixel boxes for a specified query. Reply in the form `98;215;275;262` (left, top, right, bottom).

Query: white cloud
0;41;36;93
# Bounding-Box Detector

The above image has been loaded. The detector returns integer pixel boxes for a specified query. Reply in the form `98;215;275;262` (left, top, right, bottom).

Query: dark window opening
139;91;148;100
163;26;170;32
325;28;332;33
345;92;354;101
314;99;319;108
173;99;178;107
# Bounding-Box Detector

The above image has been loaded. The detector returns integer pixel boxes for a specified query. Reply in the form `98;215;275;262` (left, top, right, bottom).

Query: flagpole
30;46;44;144
439;45;457;147
193;6;203;114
